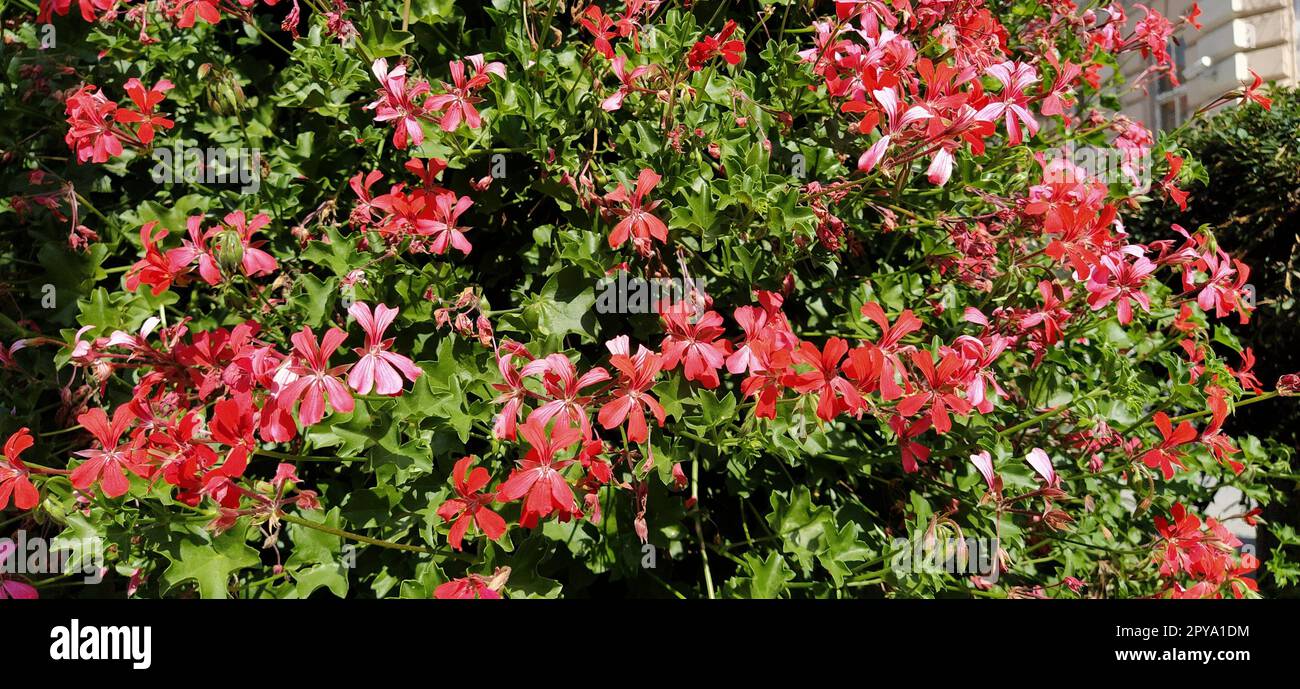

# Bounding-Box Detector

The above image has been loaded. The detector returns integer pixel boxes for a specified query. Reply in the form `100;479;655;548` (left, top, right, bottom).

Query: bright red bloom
347;302;422;396
896;349;973;434
783;338;862;422
38;0;115;22
860;302;923;400
208;398;255;480
71;406;144;499
64;85;123;164
436;456;507;551
278;327;355;428
740;340;794;420
597;336;666;443
1159;153;1189;211
0;428;38;511
605;168;668;250
174;0;221;27
1141;412;1197;480
1241;70;1272;110
579;6;619;58
686;20;744;71
497;418;581;527
125;222;190;296
114;78;174;145
890;414;932;473
659;310;730;389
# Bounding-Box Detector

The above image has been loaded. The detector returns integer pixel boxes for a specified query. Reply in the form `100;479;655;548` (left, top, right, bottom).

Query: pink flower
597;336;666;443
854;87;932;173
970;451;996;491
979;61;1040;145
426;55;505;132
0;542;38;599
420;191;474;256
347;302;422;396
1025;447;1057;486
521;354;610;437
602;55;653;112
64;85;122;164
279;326;355;427
365;58;432;150
1087;248;1156;324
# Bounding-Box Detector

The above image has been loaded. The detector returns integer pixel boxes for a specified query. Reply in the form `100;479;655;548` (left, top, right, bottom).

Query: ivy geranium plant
1;0;1296;599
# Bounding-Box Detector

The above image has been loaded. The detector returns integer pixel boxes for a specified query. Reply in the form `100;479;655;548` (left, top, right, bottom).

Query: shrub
0;0;1295;598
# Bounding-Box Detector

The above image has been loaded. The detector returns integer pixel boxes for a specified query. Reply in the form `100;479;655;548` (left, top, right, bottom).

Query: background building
1118;0;1300;130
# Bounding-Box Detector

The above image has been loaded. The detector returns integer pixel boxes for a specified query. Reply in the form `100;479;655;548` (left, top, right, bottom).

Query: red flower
208;398;255;480
64;85;122;164
860;302;923;400
1241;70;1272;110
889;414;931;473
896;349;973;434
279;327;355;427
125;222;190;296
71;406;144;499
174;0;221;27
1141;412;1196;480
597;336;666;443
436;456;507;551
579;6;619;59
114;78;174;145
347;302;422;395
783;337;862;422
1159;153;1189;211
497;418;581;527
0;428;38;511
605;168;668;250
686;20;744;71
660;310;730;389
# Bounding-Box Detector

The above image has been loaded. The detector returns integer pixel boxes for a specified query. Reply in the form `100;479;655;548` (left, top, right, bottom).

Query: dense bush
1129;86;1300;593
1;0;1295;598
